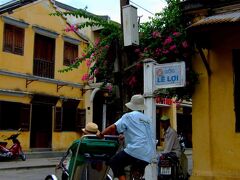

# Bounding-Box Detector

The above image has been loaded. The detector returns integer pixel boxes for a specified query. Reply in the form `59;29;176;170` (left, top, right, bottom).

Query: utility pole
120;0;129;29
119;0;129;111
120;1;157;179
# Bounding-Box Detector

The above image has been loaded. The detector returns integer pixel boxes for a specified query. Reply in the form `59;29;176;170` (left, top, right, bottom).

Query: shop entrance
30;95;58;150
93;91;104;131
30;103;52;149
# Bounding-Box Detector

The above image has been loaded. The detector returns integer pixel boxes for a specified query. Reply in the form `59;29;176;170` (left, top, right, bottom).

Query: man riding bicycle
98;94;156;180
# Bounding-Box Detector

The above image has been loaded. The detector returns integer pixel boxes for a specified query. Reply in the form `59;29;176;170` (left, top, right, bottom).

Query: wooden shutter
3;24;24;55
233;49;240;132
76;109;86;131
54;107;63;131
3;24;14;52
64;42;78;66
20;104;30;131
14;27;24;55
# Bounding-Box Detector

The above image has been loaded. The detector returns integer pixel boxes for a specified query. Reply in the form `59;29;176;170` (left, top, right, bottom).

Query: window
3;24;24;55
0;101;30;131
64;42;78;66
54;100;85;132
33;34;55;78
233;49;240;132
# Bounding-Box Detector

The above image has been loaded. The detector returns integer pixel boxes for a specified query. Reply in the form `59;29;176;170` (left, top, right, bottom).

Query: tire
20;152;26;161
45;175;58;180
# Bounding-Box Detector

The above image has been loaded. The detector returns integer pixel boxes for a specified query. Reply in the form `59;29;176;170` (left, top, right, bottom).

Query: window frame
232;49;240;132
3;23;25;55
0;101;30;131
63;41;78;66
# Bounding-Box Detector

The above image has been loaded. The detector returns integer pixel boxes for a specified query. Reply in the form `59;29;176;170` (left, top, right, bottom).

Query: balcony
33;58;54;79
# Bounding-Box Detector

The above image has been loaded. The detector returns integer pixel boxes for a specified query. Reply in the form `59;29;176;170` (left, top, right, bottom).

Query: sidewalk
0;151;65;171
0;157;61;170
0;149;193;172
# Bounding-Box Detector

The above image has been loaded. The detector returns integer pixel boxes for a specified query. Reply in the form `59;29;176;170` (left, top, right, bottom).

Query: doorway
30;103;52;149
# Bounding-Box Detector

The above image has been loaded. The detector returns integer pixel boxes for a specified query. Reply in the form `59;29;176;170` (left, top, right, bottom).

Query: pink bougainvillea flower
90;53;95;60
94;68;99;75
81;53;86;57
134;48;141;54
152;31;161;38
95;38;100;46
129;76;137;87
81;73;89;81
173;32;181;37
105;45;110;49
65;25;77;32
144;47;148;52
162;49;169;54
155;48;161;56
89;75;94;80
85;58;91;67
135;62;142;70
169;45;177;51
182;41;188;48
163;36;173;46
106;84;113;92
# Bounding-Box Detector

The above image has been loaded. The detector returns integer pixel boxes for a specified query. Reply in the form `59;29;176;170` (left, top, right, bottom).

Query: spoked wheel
130;167;144;180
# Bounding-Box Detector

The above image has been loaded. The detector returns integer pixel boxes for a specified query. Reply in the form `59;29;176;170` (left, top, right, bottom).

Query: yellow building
0;0;92;151
181;1;240;179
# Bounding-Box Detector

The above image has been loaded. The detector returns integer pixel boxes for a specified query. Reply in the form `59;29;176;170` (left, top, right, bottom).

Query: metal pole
143;58;158;180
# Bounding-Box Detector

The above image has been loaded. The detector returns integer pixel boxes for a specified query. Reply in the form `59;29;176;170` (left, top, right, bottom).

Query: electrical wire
130;0;155;16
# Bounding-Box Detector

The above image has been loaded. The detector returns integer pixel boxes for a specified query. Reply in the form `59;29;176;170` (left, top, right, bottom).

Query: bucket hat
160;115;170;121
125;94;146;111
82;122;100;134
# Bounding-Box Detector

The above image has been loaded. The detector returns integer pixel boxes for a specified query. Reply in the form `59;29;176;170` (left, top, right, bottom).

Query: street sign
154;61;186;89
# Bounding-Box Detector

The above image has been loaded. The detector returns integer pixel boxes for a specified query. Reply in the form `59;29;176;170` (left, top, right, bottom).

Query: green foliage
52;10;121;85
125;0;199;100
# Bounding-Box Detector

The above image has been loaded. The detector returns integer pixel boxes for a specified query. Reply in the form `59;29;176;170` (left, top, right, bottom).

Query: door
30;103;52;149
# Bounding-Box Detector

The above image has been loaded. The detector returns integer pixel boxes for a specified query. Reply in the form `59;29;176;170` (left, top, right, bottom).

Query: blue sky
0;0;167;23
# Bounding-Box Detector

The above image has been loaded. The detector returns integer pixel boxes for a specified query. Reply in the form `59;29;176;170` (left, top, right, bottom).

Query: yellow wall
191;28;240;179
52;132;81;150
0;0;91;151
0;0;87;84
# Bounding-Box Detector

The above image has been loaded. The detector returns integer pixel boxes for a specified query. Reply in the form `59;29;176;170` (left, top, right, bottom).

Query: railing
33;58;54;79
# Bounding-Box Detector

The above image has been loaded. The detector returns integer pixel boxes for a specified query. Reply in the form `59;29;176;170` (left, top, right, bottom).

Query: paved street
0;149;192;179
0;167;55;180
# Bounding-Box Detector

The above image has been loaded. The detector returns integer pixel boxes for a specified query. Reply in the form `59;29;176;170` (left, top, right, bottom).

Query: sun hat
125;94;146;111
160;115;170;121
82;122;100;134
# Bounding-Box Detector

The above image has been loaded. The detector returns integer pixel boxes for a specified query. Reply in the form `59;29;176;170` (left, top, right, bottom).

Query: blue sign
154;61;186;89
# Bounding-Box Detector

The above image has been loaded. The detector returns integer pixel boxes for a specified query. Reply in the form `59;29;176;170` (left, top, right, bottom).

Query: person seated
160;115;181;158
61;122;100;179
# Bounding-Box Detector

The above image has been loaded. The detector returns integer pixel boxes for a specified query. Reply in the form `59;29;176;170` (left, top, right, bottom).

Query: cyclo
45;135;120;180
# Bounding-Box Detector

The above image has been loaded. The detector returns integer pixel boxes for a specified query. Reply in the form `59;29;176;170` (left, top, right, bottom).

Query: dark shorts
108;150;149;177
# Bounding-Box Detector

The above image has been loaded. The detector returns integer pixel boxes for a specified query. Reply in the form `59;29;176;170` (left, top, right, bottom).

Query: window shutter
64;42;78;66
233;49;240;132
55;107;63;131
14;27;24;55
3;24;14;52
3;24;24;55
76;109;86;131
20;104;30;131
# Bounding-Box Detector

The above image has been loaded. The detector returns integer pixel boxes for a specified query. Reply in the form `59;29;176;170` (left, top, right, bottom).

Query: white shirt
163;127;181;157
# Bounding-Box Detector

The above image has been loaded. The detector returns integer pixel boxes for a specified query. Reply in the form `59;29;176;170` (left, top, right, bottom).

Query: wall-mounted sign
154;61;186;89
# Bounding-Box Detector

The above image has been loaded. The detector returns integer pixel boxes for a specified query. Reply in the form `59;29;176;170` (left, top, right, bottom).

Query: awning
31;94;59;105
189;11;240;28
